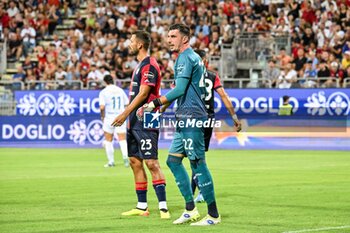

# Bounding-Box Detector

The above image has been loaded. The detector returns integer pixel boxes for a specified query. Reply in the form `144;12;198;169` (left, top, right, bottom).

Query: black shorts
204;126;213;152
127;129;159;159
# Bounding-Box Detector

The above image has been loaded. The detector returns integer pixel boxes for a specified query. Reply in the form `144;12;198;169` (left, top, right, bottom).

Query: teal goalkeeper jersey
174;48;207;119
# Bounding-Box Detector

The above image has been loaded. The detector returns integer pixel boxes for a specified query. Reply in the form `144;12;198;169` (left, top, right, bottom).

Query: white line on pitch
283;225;350;233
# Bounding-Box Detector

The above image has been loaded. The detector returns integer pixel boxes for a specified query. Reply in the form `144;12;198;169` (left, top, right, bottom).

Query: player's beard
128;47;139;56
169;44;179;53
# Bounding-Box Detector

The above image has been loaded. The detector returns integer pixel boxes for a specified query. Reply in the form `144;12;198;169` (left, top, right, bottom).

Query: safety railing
26;80;84;90
0;80;25;90
343;78;350;88
222;78;272;88
0;87;16;116
0;40;6;74
1;77;347;90
295;77;341;88
231;32;291;71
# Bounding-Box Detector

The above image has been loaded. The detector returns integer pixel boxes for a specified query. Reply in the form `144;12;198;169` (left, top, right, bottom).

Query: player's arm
112;85;152;126
142;54;191;110
144;77;189;110
99;93;105;121
216;87;242;132
100;105;105;121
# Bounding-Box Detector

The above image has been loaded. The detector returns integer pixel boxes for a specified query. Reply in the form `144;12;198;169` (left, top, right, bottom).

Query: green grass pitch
0;148;349;233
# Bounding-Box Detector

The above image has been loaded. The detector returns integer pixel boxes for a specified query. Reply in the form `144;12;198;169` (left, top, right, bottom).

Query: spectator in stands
48;0;60;8
47;5;60;35
275;47;293;69
43;54;56;84
7;31;22;61
195;19;210;37
74;11;86;30
302;61;318;87
301;27;315;50
12;66;25;90
0;8;11;30
55;65;67;90
20;20;36;57
262;59;280;88
307;51;319;70
36;12;49;40
330;32;346;60
25;68;37;90
276;63;298;88
293;48;308;77
87;64;103;89
122;55;137;78
7;1;19;18
344;66;350;87
329;61;345;84
22;56;36;72
272;18;289;35
341;51;350;69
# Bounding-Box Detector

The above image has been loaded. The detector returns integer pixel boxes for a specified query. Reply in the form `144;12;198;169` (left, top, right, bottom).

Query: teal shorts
169;127;205;160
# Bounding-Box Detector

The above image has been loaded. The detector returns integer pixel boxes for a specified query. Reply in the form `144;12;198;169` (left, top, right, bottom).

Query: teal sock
190;159;216;205
166;155;193;204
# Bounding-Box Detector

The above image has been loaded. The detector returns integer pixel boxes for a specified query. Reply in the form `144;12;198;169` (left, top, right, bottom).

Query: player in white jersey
99;75;129;168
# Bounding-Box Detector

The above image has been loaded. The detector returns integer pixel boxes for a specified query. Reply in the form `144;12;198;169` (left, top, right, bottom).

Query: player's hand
234;120;242;132
112;113;127;127
143;102;155;112
136;102;156;121
232;114;242;132
136;106;145;121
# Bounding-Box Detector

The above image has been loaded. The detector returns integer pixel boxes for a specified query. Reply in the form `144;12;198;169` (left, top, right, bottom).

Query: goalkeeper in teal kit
138;23;221;226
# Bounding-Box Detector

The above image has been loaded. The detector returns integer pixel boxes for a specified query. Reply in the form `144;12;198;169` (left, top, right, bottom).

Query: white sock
119;140;128;160
159;201;167;210
136;202;148;210
104;141;114;164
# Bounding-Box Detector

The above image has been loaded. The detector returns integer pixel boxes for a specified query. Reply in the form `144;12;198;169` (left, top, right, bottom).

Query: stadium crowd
0;0;350;90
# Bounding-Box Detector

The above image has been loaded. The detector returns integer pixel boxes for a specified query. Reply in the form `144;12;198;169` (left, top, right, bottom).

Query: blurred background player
191;49;242;203
99;75;129;168
140;24;221;226
112;31;170;219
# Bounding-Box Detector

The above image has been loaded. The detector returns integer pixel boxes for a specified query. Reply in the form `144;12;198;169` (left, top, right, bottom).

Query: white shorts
103;117;126;134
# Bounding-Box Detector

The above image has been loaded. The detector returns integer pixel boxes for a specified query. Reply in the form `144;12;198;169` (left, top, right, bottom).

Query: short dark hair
195;49;206;59
104;75;114;85
133;30;151;50
283;95;290;102
169;23;191;38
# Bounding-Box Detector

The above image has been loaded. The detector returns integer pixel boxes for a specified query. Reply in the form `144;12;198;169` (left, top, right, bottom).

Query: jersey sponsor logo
132;82;138;86
143;71;155;79
176;64;185;74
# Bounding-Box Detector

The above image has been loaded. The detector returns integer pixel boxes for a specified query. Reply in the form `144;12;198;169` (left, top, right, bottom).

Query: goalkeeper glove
136;98;162;121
